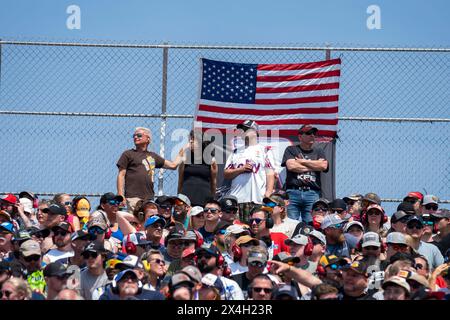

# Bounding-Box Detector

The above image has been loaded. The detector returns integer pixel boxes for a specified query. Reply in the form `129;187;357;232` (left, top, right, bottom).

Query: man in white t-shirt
224;120;275;223
43;222;75;265
264;194;299;238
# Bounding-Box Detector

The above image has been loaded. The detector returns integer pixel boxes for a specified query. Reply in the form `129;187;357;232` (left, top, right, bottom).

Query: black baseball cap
330;199;347;211
390;211;409;224
43;204;67;216
43;262;74;278
100;192;124;204
237;120;259;131
397;202;416;215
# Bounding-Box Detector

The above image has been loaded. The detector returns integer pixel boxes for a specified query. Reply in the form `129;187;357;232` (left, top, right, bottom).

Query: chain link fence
1;40;449;214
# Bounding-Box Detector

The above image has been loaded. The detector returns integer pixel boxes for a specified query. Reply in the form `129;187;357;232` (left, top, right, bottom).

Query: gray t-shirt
417;241;444;270
80;269;109;300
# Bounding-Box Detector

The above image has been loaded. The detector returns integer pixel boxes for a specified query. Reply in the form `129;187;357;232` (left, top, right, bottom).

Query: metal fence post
326;46;336;200
158;43;169;196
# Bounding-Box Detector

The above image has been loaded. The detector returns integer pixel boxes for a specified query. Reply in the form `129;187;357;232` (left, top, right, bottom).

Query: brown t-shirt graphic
117;149;165;199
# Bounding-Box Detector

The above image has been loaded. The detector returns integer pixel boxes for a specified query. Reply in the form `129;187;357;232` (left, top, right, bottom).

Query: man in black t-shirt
116;127;185;212
281;125;328;223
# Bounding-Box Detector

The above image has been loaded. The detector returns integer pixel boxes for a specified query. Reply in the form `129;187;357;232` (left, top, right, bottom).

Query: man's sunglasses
53;230;69;237
133;133;143;138
249;261;265;268
389;244;408;251
106;200;120;206
333;209;345;214
82;251;99;259
407;224;423;230
264;202;277;208
88;227;106;234
249;218;265;225
64;201;72;206
424;204;438;211
197;253;214;260
204;208;219;214
346;201;356;206
313;207;327;212
24;255;41;262
252;287;272;293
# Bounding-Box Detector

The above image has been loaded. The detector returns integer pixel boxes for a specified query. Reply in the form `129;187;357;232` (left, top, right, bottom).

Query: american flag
194;58;340;138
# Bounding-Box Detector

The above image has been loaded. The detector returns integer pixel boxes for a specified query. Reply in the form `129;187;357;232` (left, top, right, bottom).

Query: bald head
54;289;84;300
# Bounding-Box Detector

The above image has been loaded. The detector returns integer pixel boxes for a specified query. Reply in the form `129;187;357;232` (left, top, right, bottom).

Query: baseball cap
298;124;318;134
398;270;429;288
407;215;424;227
247;249;268;265
171;272;195;288
82;242;106;254
342;259;369;275
0;210;12;222
403;192;423;202
219;196;238;212
180;266;202;284
361;232;381;248
235;235;259;247
51;222;72;233
19;191;36;202
174;194;191;207
343;221;364;233
155;195;175;205
225;224;250;235
166;226;186;243
0;221;14;233
363;193;381;205
182;247;196;259
87;216;108;231
195;245;222;258
19;198;34;214
100;192;124;204
422;195;439;206
71;230;95;242
330;199;347;211
309;230;326;245
285;234;308;246
431;209;450;219
382;276;411;293
263;195;285;207
144;215;165;229
43;204;67;216
75;198;90;218
237;120;259;131
43;262;74;278
386;232;407;245
115;255;143;270
321;214;344;230
190;206;204;216
319;254;347;268
312;198;330;209
272;252;300;264
390;211;409;224
273;284;299;300
1;193;17;204
19;239;41;257
213;221;232;235
343;193;363;203
28;226;50;238
122;233;151;248
114;269;138;282
12;230;31;243
366;204;385;214
397;202;416;215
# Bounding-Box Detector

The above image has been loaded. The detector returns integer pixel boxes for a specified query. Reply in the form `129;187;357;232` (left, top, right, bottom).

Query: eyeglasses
133;133;143;138
64;201;72;206
150;258;165;265
390;244;408;252
82;251;99;259
422;220;434;226
53;230;69;237
367;211;381;216
265;202;277;208
249;218;265;225
346;201;356;206
313;207;327;212
249;261;265;268
364;246;380;251
33;232;47;239
24;255;41;262
88;227;105;234
252;287;272;294
424;204;438;211
204;208;219;214
333;209;345;214
160;205;172;210
148;223;164;229
216;229;227;235
107;200;119;206
407;224;423;230
0;290;13;299
311;238;324;246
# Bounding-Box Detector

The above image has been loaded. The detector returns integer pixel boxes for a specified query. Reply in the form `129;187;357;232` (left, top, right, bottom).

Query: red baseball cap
403;192;424;202
182;247;196;259
1;194;18;204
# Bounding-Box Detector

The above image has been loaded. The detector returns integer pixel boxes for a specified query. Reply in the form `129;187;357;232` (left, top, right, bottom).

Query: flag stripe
198;104;338;115
199;123;337;131
257;70;340;82
200;127;337;138
255;95;339;105
257;64;340;76
257;58;341;71
197;110;337;120
196;116;338;126
256;77;340;88
256;89;339;99
256;82;339;94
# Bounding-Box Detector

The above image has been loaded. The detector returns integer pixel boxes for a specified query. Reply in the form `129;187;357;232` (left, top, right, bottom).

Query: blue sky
0;0;449;213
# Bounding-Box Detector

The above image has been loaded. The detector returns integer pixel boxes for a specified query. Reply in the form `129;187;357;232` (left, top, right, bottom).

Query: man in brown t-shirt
117;127;185;212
